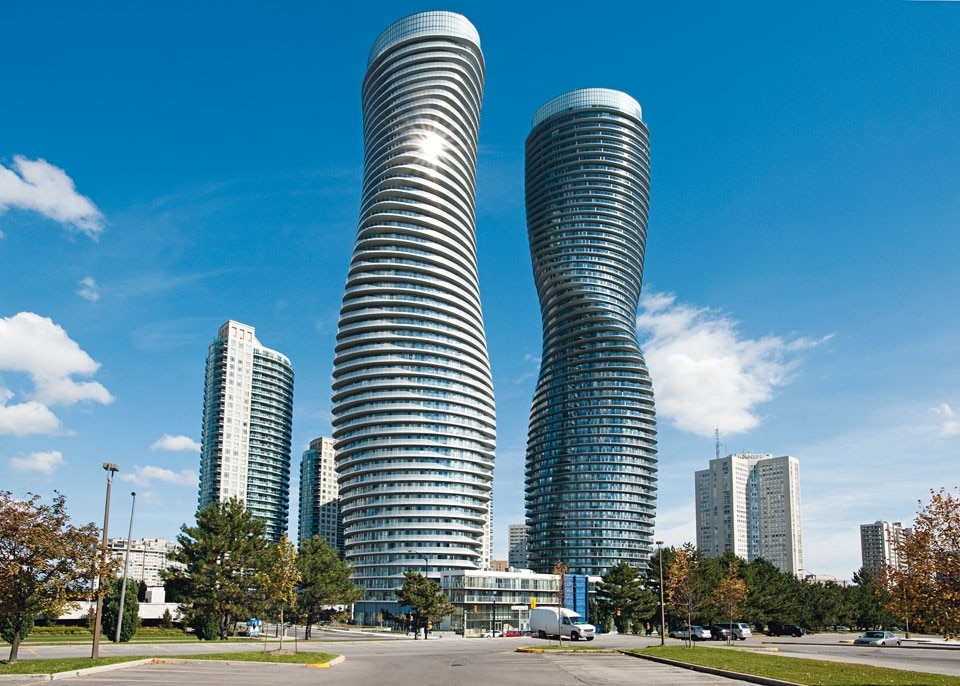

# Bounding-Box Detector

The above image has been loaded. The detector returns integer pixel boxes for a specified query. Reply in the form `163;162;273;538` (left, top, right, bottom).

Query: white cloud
0;312;113;435
151;434;201;452
637;291;824;438
932;403;960;436
0;391;61;434
77;276;100;302
121;465;198;488
0;156;103;238
8;449;65;475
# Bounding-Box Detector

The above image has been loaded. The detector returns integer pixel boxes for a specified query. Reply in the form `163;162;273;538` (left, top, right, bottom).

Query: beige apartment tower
695;453;803;575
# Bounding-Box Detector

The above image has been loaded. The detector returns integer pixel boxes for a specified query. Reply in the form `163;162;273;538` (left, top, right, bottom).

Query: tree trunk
279;607;284;651
7;630;21;665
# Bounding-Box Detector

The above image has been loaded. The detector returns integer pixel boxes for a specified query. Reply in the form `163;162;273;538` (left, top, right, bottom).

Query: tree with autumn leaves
0;491;117;664
880;488;960;637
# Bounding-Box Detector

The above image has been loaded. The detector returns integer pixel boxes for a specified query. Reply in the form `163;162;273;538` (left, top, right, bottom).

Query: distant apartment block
490;559;509;572
508;524;529;569
106;538;183;588
298;436;342;551
695;453;804;575
860;520;909;574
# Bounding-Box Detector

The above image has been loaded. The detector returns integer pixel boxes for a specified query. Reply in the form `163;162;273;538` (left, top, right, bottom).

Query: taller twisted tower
524;89;658;576
331;11;495;624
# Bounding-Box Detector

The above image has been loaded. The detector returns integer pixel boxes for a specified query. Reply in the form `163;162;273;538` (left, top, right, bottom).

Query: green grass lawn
0;650;339;675
633;645;960;686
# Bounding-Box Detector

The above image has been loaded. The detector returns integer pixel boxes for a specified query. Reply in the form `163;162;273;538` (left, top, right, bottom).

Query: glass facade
199;320;294;541
524;89;658;576
332;11;495;625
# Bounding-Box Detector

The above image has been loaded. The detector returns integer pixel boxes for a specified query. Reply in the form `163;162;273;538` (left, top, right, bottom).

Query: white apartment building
106;537;183;588
860;520;909;574
695;453;803;575
298;436;342;550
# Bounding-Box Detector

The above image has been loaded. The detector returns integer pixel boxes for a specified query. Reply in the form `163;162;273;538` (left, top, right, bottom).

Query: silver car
853;630;899;646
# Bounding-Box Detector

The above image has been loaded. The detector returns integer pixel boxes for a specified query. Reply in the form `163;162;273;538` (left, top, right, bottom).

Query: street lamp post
656;540;665;646
91;463;119;659
114;492;136;643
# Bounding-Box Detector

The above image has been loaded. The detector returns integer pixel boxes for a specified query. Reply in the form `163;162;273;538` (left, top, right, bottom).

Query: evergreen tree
595;561;656;633
166;499;270;640
396;571;454;638
296;536;361;638
101;576;140;642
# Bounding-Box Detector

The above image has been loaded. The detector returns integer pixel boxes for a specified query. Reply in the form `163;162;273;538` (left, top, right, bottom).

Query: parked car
708;625;731;641
504;630;522;637
766;622;806;637
481;629;503;638
710;622;752;640
854;630;899;646
669;625;712;641
831;625;851;632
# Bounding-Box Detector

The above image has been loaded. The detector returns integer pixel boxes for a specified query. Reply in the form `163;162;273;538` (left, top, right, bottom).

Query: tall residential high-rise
524;89;658;576
331;11;495;624
695;453;804;575
508;524;529;569
198;320;294;540
860;520;908;574
298;436;342;550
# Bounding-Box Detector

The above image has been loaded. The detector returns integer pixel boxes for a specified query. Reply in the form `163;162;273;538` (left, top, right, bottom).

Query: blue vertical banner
562;575;590;623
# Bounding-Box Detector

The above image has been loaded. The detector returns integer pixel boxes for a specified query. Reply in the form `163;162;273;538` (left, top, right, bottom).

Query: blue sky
2;1;958;580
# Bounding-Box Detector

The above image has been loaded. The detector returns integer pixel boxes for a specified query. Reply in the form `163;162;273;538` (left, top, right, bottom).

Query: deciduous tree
710;559;748;643
0;491;114;664
666;544;710;646
882;488;960;636
254;534;299;650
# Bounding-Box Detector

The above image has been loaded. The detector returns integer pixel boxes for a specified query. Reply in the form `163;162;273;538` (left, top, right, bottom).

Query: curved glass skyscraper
524;89;658;576
331;11;495;624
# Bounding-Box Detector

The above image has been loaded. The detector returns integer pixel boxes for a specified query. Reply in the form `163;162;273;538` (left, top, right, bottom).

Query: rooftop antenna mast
715;427;721;460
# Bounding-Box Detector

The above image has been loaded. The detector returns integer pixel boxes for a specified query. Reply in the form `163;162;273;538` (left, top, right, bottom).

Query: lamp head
102;462;119;473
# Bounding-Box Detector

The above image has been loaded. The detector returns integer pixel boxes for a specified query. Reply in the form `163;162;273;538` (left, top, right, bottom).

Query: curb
307;655;346;668
621;651;804;686
0;658;155;682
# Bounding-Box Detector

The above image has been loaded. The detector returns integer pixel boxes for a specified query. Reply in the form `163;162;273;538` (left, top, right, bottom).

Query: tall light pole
114;492;136;643
91;462;119;658
656;540;665;646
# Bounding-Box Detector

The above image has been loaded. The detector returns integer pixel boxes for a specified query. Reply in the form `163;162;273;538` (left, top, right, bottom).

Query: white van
529;607;595;641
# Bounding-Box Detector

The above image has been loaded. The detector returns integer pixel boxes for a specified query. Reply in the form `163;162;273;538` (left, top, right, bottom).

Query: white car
481;629;503;638
854;630;899;646
669;625;712;641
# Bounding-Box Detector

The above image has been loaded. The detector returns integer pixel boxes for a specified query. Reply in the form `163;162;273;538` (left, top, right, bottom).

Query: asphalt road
4;630;960;686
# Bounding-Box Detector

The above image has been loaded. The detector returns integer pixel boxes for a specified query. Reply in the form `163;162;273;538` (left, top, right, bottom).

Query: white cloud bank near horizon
0;312;113;435
0;156;103;238
637;291;827;438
